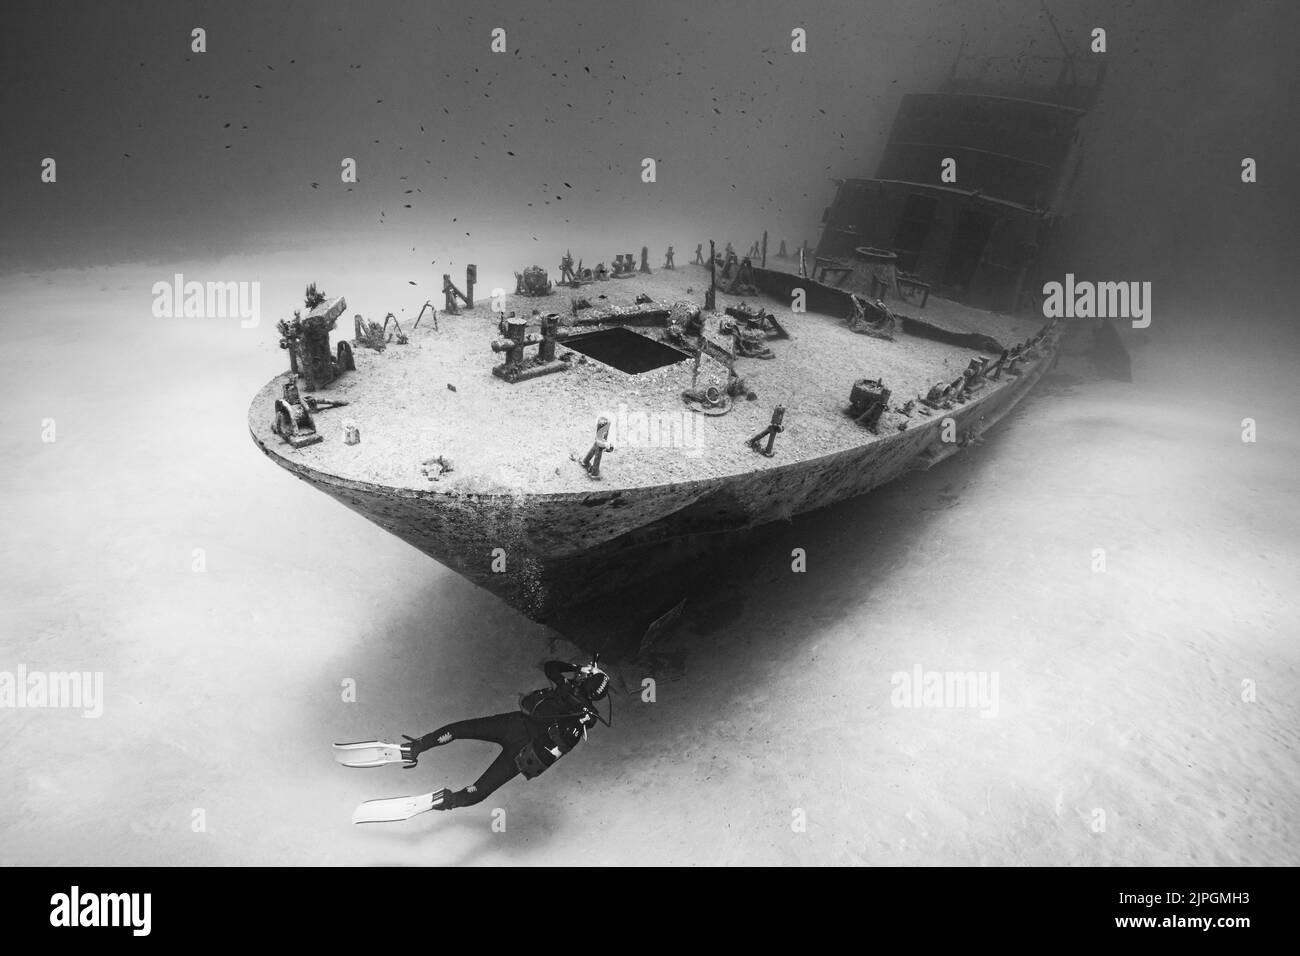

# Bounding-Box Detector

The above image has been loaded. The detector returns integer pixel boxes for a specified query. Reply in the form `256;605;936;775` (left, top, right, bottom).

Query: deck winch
847;378;892;433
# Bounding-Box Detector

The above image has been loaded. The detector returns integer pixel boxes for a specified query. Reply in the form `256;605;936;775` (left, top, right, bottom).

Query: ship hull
250;331;1059;624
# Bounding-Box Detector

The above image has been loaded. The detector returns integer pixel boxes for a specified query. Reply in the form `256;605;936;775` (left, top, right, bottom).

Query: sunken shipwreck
249;42;1105;641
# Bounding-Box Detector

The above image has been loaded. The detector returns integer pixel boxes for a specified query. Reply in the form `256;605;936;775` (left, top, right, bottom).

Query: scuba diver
335;660;612;824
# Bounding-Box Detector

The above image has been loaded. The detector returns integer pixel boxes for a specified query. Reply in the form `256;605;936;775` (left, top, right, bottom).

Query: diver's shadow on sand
362;796;565;866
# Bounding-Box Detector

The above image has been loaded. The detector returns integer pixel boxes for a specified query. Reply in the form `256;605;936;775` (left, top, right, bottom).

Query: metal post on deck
706;239;717;312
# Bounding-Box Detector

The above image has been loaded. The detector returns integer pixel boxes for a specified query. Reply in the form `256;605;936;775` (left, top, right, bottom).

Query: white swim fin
333;740;410;768
352;789;448;824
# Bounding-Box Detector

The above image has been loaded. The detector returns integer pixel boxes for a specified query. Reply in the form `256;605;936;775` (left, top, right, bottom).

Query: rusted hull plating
249;331;1059;622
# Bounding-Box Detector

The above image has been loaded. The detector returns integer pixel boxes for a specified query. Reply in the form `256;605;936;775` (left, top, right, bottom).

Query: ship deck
249;262;1042;495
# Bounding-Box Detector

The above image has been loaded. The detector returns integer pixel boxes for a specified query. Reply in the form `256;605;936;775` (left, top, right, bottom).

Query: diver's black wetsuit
410;661;597;810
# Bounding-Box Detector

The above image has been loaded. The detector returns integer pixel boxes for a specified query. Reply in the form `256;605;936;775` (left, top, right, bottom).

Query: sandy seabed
1;249;1297;866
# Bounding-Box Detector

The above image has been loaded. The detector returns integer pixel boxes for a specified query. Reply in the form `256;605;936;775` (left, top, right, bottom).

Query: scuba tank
514;661;611;778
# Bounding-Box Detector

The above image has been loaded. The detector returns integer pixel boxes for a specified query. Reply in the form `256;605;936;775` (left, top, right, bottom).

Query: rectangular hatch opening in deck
563;327;690;374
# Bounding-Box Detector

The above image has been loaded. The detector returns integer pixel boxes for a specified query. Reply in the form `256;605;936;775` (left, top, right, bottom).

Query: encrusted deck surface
249;264;1041;496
